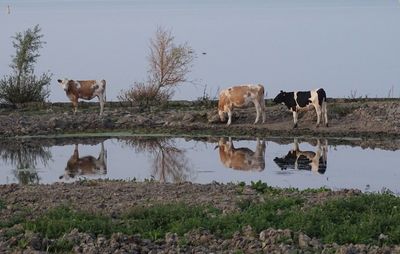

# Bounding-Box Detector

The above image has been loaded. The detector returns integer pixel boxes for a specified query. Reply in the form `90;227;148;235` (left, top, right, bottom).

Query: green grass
0;199;5;210
1;192;400;249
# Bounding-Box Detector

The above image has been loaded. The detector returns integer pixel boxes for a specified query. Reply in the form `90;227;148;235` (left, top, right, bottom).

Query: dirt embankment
0;99;399;140
1;181;399;253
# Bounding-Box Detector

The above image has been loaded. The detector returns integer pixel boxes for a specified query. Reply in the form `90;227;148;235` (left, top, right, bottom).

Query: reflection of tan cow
59;143;107;180
218;84;266;125
274;138;328;174
216;137;266;171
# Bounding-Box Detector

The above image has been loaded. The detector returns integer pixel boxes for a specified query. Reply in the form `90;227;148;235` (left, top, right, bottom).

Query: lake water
1;0;400;102
1;136;399;194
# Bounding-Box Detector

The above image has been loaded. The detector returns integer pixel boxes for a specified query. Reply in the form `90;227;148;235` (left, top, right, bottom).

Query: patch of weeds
236;199;253;211
24;206;113;239
0;210;29;229
20;193;400;245
3;225;25;238
178;236;189;247
301;187;331;194
250;180;270;193
17;238;28;249
46;239;74;253
235;181;246;194
0;199;5;210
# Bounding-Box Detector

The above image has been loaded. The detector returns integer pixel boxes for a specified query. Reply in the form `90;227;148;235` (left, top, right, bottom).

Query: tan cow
59;143;107;180
274;138;328;174
218;84;266;125
57;78;106;115
216;137;266;171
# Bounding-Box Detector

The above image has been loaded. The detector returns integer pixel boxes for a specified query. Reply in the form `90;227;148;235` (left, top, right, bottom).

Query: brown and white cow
273;88;328;128
218;84;266;125
216;137;266;171
57;78;106;115
59;143;107;180
273;138;328;174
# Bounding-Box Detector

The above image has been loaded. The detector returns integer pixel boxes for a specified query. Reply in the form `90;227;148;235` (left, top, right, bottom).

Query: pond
0;135;399;194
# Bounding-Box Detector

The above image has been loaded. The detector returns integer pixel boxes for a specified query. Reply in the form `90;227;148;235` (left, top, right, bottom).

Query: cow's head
57;78;70;91
273;90;287;104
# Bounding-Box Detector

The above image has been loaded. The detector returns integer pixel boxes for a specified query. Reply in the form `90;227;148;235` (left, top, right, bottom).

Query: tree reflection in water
121;137;193;183
0;141;51;184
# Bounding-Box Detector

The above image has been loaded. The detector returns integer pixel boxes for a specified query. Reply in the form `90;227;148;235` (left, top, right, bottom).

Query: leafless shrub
117;81;171;108
119;26;195;108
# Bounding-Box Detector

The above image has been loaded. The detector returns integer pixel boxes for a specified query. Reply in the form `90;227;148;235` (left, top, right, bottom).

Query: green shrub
0;25;51;104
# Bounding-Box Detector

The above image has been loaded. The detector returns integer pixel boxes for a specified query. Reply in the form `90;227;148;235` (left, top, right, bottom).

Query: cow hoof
325;123;329;127
293;124;298;129
316;124;320;128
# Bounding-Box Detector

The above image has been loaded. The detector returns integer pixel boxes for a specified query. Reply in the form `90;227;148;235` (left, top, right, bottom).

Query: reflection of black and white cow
273;139;327;174
59;143;107;180
216;137;266;171
58;79;106;115
218;84;266;125
273;88;328;128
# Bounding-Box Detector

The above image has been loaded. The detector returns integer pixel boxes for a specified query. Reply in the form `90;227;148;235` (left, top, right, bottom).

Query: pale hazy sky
1;0;399;102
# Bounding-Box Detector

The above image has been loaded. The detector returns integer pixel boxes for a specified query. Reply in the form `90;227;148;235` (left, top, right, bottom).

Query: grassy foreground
1;183;400;252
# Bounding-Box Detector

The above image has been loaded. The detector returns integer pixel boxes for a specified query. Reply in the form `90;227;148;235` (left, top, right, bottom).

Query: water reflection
274;138;328;174
216;137;266;171
121;137;193;183
60;143;107;180
0;141;52;184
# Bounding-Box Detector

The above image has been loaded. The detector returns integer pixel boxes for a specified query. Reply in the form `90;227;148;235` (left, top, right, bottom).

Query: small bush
0;25;51;104
118;81;171;108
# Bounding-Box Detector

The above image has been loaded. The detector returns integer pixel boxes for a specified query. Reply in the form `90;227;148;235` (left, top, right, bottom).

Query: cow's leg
292;111;298;128
99;95;104;116
323;101;328;127
227;109;233;126
253;100;261;124
260;98;266;124
315;105;322;127
72;100;78;114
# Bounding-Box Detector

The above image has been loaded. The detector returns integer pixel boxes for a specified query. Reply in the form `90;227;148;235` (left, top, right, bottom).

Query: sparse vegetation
119;26;195;108
1;189;400;249
0;25;51;104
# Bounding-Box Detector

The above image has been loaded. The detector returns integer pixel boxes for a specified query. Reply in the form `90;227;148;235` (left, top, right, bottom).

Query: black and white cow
273;88;328;128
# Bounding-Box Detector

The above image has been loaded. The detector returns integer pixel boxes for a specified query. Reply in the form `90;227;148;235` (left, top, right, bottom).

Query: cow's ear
280;90;283;93
57;79;62;83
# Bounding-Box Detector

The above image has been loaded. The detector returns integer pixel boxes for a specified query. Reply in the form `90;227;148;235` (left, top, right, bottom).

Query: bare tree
148;26;195;96
119;27;195;107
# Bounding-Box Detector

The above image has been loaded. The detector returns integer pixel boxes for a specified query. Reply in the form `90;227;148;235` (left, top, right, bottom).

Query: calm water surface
0;136;399;194
1;0;399;101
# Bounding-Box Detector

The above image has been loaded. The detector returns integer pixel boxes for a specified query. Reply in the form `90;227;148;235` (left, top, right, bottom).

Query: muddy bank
1;180;400;253
1;99;399;148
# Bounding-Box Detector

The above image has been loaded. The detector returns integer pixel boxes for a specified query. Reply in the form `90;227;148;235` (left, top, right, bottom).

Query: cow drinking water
58;78;106;115
216;137;266;171
273;88;328;128
218;84;266;125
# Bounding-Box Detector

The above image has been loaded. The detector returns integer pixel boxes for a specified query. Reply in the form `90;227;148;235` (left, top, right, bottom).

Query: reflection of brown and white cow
218;84;266;125
273;138;328;174
216;137;266;171
59;143;107;180
57;78;106;115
